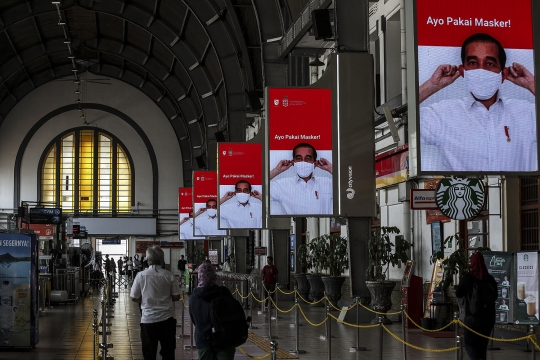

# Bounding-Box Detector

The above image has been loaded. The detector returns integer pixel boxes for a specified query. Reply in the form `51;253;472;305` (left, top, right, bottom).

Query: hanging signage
178;187;200;240
218;143;263;229
484;251;513;324
410;189;437;210
514;251;539;325
29;208;62;224
193;171;226;237
435;177;485;220
102;239;121;245
376;144;409;188
415;0;538;174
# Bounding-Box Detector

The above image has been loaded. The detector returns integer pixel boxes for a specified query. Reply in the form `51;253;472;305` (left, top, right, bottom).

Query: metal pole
270;340;278;360
401;304;407;360
250;285;257;329
93;309;98;360
378;315;384;360
275;283;279;320
456;334;462;360
268;294;273;339
454;311;459;338
323;291;328;339
181;292;186;338
236;283;239;302
350;296;366;352
261;284;265;313
327;304;332;360
530;325;536;360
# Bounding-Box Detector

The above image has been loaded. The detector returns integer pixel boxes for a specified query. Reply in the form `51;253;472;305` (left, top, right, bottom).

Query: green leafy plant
297;244;310;273
309;233;349;277
430;233;490;291
366;226;412;281
187;248;206;267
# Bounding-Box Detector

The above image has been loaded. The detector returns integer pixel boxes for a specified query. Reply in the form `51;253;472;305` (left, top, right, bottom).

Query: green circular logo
435;177;485;220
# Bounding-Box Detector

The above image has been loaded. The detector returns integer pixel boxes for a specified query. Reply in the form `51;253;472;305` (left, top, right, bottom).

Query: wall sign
435;177;485;220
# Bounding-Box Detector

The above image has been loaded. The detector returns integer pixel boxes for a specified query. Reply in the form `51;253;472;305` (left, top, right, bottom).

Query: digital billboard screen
416;0;538;173
218;143;263;229
267;88;333;216
178;187;201;240
193;171;226;237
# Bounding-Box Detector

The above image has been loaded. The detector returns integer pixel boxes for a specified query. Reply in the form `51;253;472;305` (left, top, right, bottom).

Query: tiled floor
0;283;535;359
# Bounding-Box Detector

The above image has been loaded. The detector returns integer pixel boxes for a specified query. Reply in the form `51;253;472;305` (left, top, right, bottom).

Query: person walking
189;262;236;360
130;246;180;360
455;252;497;360
177;255;187;281
127;256;134;281
222;256;232;272
117;257;123;276
262;256;278;307
104;254;111;278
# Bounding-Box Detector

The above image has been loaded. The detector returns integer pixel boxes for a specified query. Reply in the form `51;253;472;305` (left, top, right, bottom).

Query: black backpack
468;278;496;316
209;286;250;349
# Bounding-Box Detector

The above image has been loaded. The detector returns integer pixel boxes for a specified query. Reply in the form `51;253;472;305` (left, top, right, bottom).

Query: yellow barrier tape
382;325;459;353
277;287;295;295
530;336;540;351
180;295;189;308
297;293;326;305
237;346;271;360
327;297;357;312
262;285;278;294
268;297;297;313
251;293;269;303
357;301;402;316
458;320;532;342
297;305;328;327
328;313;380;329
237;291;250;299
403;311;456;332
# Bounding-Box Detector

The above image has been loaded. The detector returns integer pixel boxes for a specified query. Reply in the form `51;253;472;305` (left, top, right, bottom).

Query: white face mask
294;161;314;178
464;69;502;100
236;193;251;204
206;208;217;217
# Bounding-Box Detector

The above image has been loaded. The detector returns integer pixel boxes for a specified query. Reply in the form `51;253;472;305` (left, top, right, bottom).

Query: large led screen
218;143;263;229
268;88;333;216
416;0;537;173
193;171;226;237
178;187;201;240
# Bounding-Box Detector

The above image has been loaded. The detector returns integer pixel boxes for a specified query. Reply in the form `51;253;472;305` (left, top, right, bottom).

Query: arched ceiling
0;0;309;185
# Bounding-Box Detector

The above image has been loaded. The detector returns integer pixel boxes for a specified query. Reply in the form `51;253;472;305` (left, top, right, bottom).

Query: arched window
40;128;133;214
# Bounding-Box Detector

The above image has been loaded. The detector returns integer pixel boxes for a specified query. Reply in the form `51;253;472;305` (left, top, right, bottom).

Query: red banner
28;223;54;238
193;171;218;204
375;144;408;188
268;88;332;150
416;0;533;49
218;143;262;185
424;179;451;224
178;187;192;213
135;241;160;254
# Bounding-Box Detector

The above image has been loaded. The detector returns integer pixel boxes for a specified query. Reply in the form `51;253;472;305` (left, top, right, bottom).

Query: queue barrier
213;287;540;360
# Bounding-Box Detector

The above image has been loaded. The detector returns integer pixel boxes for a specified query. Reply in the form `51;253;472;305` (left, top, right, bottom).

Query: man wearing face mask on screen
269;142;332;215
220;180;263;228
419;33;537;172
194;199;227;236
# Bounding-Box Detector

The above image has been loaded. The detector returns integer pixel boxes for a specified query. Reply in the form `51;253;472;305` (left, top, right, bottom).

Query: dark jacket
455;272;498;323
189;283;222;349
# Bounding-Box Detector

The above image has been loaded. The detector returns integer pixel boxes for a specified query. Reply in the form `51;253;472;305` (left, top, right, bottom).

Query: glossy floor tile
0;283;534;359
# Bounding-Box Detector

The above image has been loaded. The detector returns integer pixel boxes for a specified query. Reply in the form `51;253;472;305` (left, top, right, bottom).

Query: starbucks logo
435;177;485;220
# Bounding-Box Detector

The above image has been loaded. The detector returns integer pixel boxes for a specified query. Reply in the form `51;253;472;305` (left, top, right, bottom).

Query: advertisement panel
484;252;513;324
268;88;333;216
193;171;226;236
376;144;409;189
178;188;201;240
135;241;160;254
415;0;538;174
514;251;539;324
0;234;39;347
218;143;263;229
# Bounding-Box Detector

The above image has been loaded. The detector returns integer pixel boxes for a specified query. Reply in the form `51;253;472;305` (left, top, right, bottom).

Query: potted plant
366;226;412;324
305;236;327;304
317;233;349;306
293;244;311;301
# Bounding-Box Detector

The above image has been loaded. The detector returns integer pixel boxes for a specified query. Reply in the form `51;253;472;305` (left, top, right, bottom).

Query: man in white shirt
179;210;200;239
270;142;332;215
130;246;181;360
220;180;263;228
194;199;227;236
419;33;537;172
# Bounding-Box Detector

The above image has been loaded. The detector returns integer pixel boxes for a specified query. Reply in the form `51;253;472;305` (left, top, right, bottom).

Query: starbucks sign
435;177;485;220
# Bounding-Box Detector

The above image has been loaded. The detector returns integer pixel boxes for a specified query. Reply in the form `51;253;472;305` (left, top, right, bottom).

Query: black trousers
140;317;176;360
463;316;493;360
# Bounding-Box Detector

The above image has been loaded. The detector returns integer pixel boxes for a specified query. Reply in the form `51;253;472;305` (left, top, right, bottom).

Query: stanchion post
456;334;463;360
454;311;459;338
401;304;407;360
327;304;332;360
323;291;328;339
350;296;366;352
268;295;273;339
378;315;384;360
275;283;279;320
250;285;258;329
270;340;278;360
235;283;239;303
190;320;194;358
92;309;98;360
530;325;536;360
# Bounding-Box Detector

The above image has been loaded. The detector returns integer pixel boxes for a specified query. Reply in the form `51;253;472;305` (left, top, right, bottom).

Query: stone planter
306;274;325;304
321;276;346;307
293;273;310;302
365;280;396;324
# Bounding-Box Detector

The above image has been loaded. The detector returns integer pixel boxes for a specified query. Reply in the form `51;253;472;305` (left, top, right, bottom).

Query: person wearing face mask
194;199;227;236
180;210;201;240
269;142;332;215
219;180;263;228
419;33;536;172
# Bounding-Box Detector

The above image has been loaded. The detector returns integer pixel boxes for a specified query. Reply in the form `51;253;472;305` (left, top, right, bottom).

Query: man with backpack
455;252;498;360
189;262;248;360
